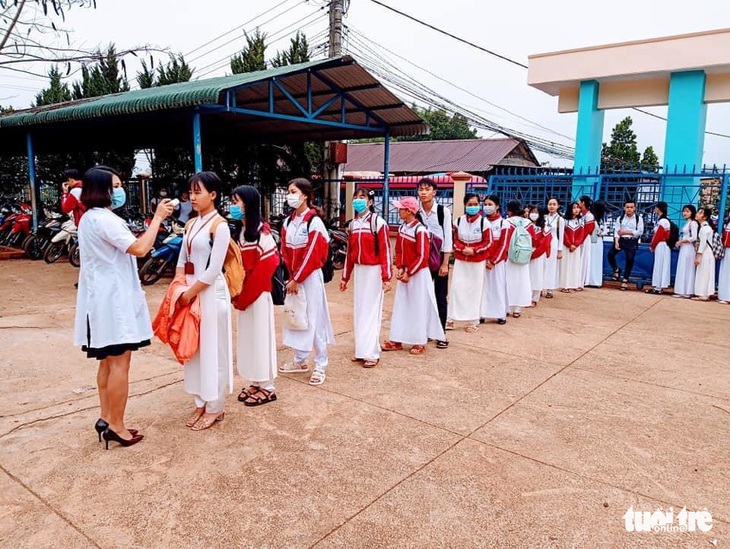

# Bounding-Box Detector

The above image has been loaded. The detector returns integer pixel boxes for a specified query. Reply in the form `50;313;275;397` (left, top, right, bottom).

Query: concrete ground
0;259;728;549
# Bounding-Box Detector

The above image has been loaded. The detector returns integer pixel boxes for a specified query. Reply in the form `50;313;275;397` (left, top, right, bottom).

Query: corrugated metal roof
343;138;539;173
0;56;428;153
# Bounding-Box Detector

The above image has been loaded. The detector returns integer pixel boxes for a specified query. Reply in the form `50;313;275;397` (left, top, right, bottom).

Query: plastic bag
283;288;308;330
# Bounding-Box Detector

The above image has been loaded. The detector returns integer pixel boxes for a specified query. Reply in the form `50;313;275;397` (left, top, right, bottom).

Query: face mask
353;198;368;214
159;191;168;197
229;205;245;220
529;213;539;221
287;193;303;209
485;205;496;215
465;206;480;216
111;187;126;209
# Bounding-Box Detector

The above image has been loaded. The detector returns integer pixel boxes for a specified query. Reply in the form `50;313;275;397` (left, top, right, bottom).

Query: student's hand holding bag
283;287;308;330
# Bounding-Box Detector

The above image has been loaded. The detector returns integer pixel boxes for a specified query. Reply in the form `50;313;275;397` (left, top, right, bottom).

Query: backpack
209;217;245;299
347;213;382;255
457;215;486;244
666;220;680;249
427;204;445;271
507;217;534;265
284;212;334;284
710;231;726;260
271;254;288;306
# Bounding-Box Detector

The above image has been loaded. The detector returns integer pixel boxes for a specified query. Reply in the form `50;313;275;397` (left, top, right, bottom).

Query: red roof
343;138;539;173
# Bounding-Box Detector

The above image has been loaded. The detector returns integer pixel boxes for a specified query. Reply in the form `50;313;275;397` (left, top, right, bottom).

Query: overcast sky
2;0;729;167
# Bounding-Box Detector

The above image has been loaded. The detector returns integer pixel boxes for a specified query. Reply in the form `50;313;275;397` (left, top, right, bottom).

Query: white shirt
614;214;644;241
177;210;230;286
73;208;152;348
419;201;453;254
545;213;564;252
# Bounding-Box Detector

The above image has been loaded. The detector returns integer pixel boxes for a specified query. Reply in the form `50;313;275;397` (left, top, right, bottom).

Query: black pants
431;269;449;336
607;238;638;281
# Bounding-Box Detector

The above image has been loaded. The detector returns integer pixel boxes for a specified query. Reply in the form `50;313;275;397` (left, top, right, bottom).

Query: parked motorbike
44;216;77;263
138;221;185;285
5;203;32;248
0;203;24;246
68;236;80;268
324;218;348;271
24;211;63;260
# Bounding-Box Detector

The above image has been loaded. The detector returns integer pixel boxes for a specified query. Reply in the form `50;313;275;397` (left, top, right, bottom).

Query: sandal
512;312;522;318
363;359;379;368
185;407;206;428
645;288;662;295
545;291;554;299
237;385;258;402
382;340;403;351
350;356;363;362
279;361;309;374
409;345;426;355
464;325;479;334
611;270;621;281
560;288;572;294
691;296;710;301
620;282;629;291
309;370;326;386
436;340;449;349
190;412;225;431
243;387;277;407
445;321;455;331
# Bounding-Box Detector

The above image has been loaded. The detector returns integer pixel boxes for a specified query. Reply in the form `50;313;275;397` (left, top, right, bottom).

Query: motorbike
68;235;80;268
324;217;348;271
24;211;63;260
138;221;185;285
0;203;24;245
44;216;77;263
5;203;32;248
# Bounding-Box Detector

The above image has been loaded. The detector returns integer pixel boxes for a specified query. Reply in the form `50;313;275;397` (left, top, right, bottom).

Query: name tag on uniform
184;262;195;275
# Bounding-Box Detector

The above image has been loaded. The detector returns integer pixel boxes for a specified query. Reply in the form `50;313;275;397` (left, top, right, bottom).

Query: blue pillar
193;110;203;173
26;133;38;231
663;70;707;221
573;80;604;200
382;131;391;224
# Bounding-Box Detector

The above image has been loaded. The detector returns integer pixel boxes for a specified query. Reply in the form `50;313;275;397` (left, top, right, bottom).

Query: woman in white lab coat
693;207;716;301
176;172;234;431
74;166;173;449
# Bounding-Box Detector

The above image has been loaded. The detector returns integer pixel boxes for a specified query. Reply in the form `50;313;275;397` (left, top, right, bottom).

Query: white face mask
287;193;303;209
485;205;496;215
529;213;539;221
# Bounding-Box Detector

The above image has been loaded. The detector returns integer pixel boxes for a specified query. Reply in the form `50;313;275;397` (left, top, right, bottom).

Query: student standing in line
383;196;444;355
587;200;607;288
175;172;234;431
278;178;335;386
447;193;492;332
528;205;551;307
718;214;730;304
578;195;595;290
647;201;672;295
561;201;584;293
417;178;452;350
481;195;510;325
608;199;644;291
673;205;699;299
693;207;716;302
503;199;534;318
340;188;392;368
230;185;280;406
543;197;564;299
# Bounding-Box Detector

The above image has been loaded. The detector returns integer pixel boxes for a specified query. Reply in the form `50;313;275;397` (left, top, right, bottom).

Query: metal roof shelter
0;56;427;227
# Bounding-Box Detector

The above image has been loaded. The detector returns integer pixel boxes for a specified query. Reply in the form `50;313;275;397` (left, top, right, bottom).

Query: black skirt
83;316;150;361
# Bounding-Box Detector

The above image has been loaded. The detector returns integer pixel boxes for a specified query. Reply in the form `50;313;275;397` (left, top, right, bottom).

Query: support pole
193;110;203;173
718;172;729;233
382;131;391;223
573;80;604;200
324;0;345;219
26;132;38;231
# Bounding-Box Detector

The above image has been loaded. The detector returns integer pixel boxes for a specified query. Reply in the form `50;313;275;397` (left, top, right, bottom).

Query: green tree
641;145;660;172
0;105;28;195
138;54;194;88
601;116;641;170
72;45;130;99
230;29;267;74
271;32;309;68
408;107;477;141
33;66;71;107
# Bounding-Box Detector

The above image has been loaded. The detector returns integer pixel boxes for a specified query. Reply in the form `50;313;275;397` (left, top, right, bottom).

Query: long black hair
354;187;376;214
593;200;607;223
528;204;546;229
231;185;263;242
507;199;522;217
565;201;582;221
655;201;669;220
189;171;222;210
698;206;715;230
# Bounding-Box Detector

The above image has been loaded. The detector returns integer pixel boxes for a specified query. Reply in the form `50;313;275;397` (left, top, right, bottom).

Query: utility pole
325;0;345;219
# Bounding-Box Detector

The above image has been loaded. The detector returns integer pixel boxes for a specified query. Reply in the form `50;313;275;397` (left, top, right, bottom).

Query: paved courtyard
0;260;728;548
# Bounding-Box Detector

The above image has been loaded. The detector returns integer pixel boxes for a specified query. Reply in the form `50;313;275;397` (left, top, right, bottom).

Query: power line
368;0;528;70
632;107;730;140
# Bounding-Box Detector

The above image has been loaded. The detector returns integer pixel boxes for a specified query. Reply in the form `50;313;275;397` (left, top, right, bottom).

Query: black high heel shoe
102;428;144;450
95;419;137;441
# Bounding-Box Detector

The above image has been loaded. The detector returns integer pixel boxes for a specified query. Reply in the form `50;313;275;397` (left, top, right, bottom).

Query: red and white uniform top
61;182;85;226
723;224;730;248
564;218;584;249
342;212;392;283
234;223;280;311
530;224;552;259
452;213;493;263
485;214;510;264
394;219;429;276
580;210;595;246
650;218;671;251
281;208;330;284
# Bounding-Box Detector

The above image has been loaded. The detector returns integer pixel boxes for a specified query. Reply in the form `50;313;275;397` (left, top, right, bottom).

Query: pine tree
230;29;267;74
641;146;660;172
271;33;310;67
601;117;641;170
34;66;71;107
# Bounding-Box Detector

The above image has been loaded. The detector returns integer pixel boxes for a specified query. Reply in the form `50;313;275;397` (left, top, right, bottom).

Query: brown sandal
409;345;426;355
382;341;403;351
351;356;363;362
190;412;225;431
237;385;258;402
185;407;206;428
363;359;379;368
243;388;277;407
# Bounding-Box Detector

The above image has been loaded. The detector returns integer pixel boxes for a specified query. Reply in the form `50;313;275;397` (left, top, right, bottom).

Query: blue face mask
353;198;368;214
111;187;126;209
465;205;480;216
229;204;245;220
